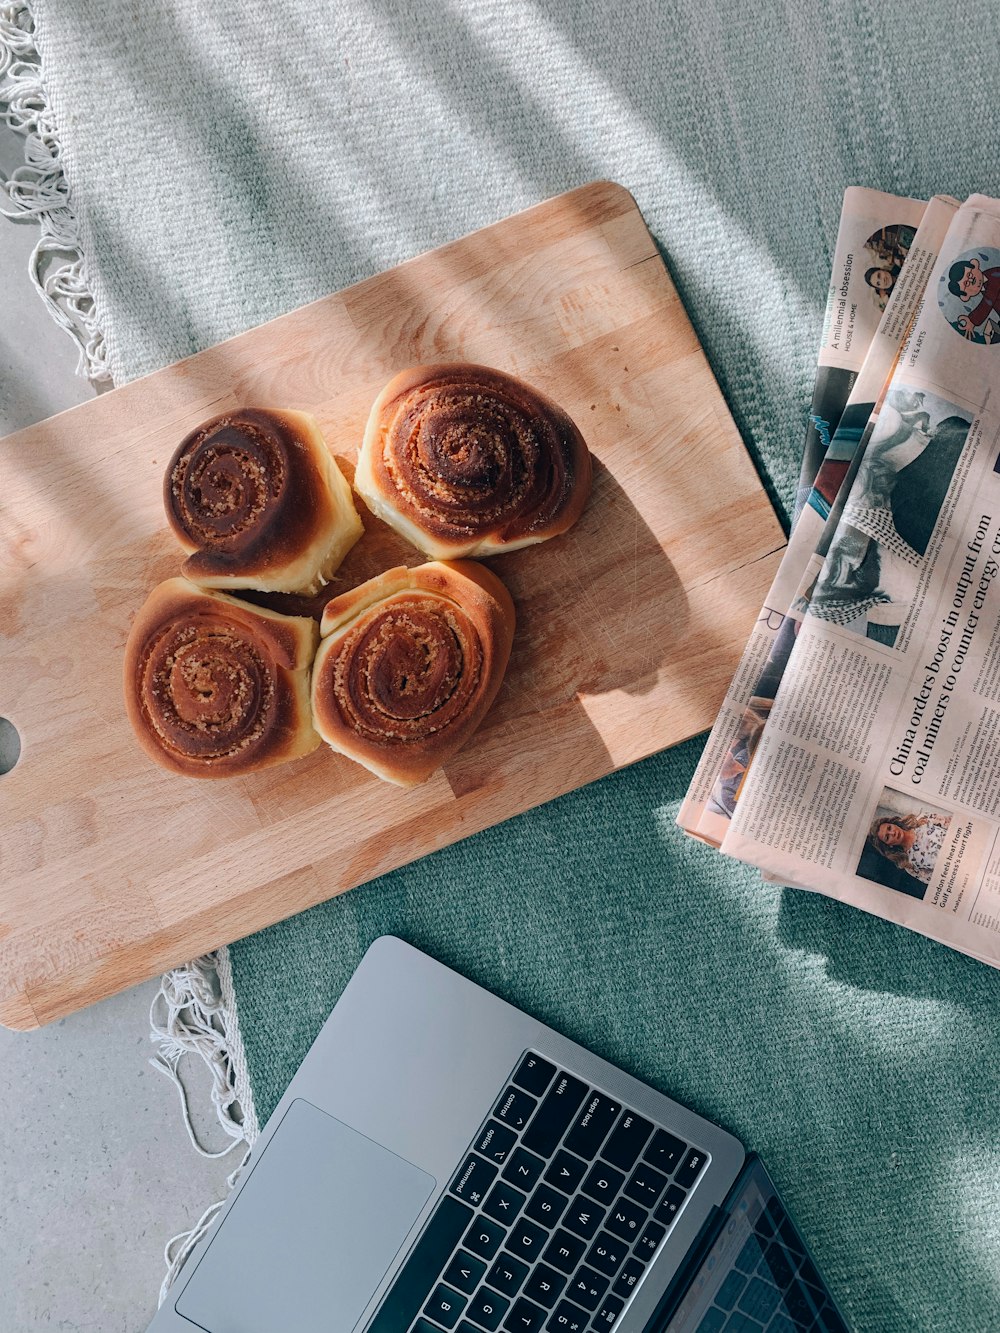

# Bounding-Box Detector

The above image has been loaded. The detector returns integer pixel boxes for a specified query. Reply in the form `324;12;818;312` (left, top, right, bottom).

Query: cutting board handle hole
0;718;21;775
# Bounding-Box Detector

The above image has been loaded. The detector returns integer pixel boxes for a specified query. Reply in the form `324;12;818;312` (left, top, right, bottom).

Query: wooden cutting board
0;181;785;1029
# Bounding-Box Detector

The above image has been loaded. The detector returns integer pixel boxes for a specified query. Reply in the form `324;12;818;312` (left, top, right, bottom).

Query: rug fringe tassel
150;951;260;1303
157;1148;251;1307
0;2;110;382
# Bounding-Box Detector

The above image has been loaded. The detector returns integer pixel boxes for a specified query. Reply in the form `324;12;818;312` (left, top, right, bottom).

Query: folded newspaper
681;191;1000;968
679;188;927;839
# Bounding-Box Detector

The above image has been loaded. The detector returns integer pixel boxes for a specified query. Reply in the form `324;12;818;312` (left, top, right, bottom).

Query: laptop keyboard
688;1195;848;1333
367;1052;708;1333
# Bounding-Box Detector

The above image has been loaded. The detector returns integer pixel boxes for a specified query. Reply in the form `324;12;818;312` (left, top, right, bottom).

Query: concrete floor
1;126;237;1331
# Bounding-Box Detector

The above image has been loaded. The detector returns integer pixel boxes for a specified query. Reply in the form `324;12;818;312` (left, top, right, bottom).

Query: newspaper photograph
794;192;923;519
690;195;959;847
678;189;933;841
720;195;1000;967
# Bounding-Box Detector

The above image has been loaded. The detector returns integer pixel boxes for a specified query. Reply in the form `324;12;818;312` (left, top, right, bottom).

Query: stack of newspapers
679;189;1000;968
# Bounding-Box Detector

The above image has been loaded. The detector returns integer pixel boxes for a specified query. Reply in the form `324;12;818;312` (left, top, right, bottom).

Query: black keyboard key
586;1231;628;1278
523;1074;589;1157
774;1297;803;1326
591;1294;624;1328
738;1276;781;1324
808;1284;833;1314
453;1155;500;1206
715;1268;747;1310
654;1184;686;1228
369;1196;472;1332
564;1093;621;1160
772;1309;802;1333
507;1217;548;1262
581;1163;625;1208
484;1181;527;1225
503;1147;547;1192
425;1284;468;1329
643;1129;687;1175
600;1113;653;1173
563;1195;605;1241
735;1235;764;1274
445;1251;487;1295
513;1054;557;1098
762;1240;795;1289
818;1308;849;1333
545;1151;587;1195
523;1263;566;1310
624;1164;667;1208
496;1086;538;1132
797;1255;823;1292
547;1299;590;1331
635;1220;665;1259
692;1313;725;1333
466;1289;510;1331
612;1256;644;1298
566;1266;608;1311
605;1197;647;1243
778;1216;805;1257
414;1321;447;1333
465;1215;507;1261
477;1121;518;1166
782;1279;819;1323
543;1228;587;1273
488;1254;529;1298
675;1147;708;1190
526;1183;569;1229
504;1296;546;1332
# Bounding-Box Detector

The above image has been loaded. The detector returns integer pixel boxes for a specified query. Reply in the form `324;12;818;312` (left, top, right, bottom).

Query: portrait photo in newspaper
863;221;917;310
858;786;954;899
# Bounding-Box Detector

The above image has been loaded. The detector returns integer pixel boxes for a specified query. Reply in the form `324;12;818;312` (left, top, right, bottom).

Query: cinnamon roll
354;364;592;558
165;408;362;594
311;561;515;785
124;578;320;777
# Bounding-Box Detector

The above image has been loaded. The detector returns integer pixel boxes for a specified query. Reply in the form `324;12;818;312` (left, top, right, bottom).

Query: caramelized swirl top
312;561;515;785
329;596;480;744
124;579;317;777
360;365;591;555
141;619;275;762
164;409;326;580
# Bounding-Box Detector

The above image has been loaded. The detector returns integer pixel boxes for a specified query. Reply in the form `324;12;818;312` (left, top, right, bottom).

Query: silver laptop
147;936;848;1333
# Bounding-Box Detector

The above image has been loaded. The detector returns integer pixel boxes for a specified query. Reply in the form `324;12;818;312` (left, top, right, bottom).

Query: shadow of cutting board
0;181;785;1029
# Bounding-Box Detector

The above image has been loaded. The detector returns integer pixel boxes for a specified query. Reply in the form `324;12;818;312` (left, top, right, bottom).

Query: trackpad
175;1098;435;1333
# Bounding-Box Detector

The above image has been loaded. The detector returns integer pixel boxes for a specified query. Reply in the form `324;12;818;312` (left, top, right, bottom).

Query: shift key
522;1073;588;1157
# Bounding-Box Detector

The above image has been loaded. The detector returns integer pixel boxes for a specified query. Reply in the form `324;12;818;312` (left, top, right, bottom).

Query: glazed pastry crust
354;364;592;559
165;408;362;594
312;561;515;785
124;578;320;778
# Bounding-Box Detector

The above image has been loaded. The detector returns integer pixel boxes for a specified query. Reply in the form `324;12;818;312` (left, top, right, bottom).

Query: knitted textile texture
18;0;1000;1327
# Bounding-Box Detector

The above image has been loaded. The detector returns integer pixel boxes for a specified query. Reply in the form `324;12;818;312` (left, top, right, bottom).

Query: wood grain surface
0;181;785;1029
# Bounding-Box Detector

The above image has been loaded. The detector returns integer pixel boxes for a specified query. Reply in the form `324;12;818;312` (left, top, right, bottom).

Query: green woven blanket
22;0;1000;1326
